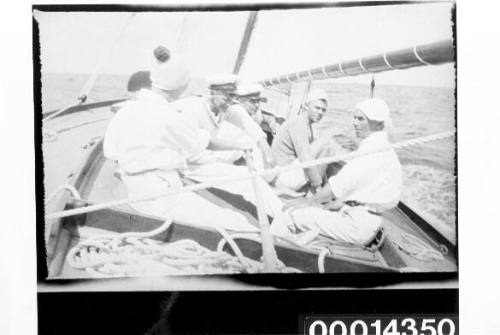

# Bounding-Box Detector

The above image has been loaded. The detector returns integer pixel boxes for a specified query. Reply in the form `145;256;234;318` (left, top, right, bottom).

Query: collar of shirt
202;96;225;127
136;89;170;108
357;131;390;153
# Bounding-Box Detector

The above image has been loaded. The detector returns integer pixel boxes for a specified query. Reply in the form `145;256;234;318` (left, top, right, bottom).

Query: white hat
306;88;329;104
207;74;238;92
236;83;262;98
355;98;390;122
150;47;190;91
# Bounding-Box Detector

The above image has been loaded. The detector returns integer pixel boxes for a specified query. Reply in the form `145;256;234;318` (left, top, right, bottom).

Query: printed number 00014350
307;318;456;335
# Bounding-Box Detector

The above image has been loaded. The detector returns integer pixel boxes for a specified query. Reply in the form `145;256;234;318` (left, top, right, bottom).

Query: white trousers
121;170;259;232
285;205;382;245
275;159;308;191
181;163;284;220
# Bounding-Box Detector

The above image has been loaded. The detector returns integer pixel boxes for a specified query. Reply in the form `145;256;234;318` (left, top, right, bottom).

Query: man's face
306;99;327;123
240;97;260;115
353;110;371;139
210;91;233;114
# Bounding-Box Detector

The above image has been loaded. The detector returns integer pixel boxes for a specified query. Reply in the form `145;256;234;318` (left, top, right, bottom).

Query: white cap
306;88;328;104
150;48;190;91
236;83;262;97
355;98;390;122
207;74;238;91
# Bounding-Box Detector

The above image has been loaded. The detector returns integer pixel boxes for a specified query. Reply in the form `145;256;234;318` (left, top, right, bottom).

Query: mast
260;39;454;87
233;11;259;75
232;11;279;273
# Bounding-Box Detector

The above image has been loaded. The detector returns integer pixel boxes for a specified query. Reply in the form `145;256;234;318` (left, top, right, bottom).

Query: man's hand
262;150;277;168
307;183;322;195
209;137;253;151
322;199;344;211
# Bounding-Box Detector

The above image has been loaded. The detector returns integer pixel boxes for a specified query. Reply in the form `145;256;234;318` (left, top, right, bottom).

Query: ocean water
40;73;456;236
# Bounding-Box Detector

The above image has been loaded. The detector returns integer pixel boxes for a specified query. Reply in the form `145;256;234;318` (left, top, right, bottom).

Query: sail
35;10;252;100
35;4;454;86
238;4;455;87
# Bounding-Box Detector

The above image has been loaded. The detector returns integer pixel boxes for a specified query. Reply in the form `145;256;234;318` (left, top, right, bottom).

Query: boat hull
42;103;457;280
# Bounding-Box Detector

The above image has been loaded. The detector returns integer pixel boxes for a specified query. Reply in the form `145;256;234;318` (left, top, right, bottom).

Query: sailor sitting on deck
201;82;280;177
103;48;260;232
271;88;337;195
274;98;402;245
173;75;290;230
174;75;277;168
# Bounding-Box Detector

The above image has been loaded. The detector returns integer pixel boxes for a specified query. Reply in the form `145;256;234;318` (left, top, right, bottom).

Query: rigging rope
43;13;136;123
43;117;111;142
45;130;456;220
67;219;301;276
45;184;82;204
214;233;367;273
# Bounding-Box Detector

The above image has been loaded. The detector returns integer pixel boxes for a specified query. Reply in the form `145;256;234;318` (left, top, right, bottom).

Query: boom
259;39;454;87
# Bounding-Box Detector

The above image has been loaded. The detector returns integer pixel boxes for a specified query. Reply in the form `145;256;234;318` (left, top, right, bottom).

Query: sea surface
41;72;456;238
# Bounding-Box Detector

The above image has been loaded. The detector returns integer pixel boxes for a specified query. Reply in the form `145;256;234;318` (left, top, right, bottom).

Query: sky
34;3;455;88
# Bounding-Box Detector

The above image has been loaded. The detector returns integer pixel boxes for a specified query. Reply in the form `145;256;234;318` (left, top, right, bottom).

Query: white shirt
103;89;210;174
328;131;402;210
174;96;266;143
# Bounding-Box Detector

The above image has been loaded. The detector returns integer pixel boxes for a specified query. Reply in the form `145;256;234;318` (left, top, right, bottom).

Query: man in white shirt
275;98;402;245
173;76;288;226
174;76;277;166
234;83;280;137
200;82;279;177
103;48;258;232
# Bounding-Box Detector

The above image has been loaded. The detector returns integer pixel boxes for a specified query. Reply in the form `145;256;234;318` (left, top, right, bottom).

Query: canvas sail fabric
237;5;454;83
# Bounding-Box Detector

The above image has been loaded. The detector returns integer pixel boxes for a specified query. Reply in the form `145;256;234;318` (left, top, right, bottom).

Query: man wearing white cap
277;98;402;245
235;83;280;136
210;82;280;174
173;75;288;228
174;75;276;167
103;46;259;232
271;88;336;194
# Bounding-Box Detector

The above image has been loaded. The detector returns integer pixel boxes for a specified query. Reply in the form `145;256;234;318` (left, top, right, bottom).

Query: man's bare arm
208;137;252;151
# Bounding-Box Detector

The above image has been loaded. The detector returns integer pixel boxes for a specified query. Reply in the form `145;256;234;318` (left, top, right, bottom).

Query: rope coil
67;219;301;276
